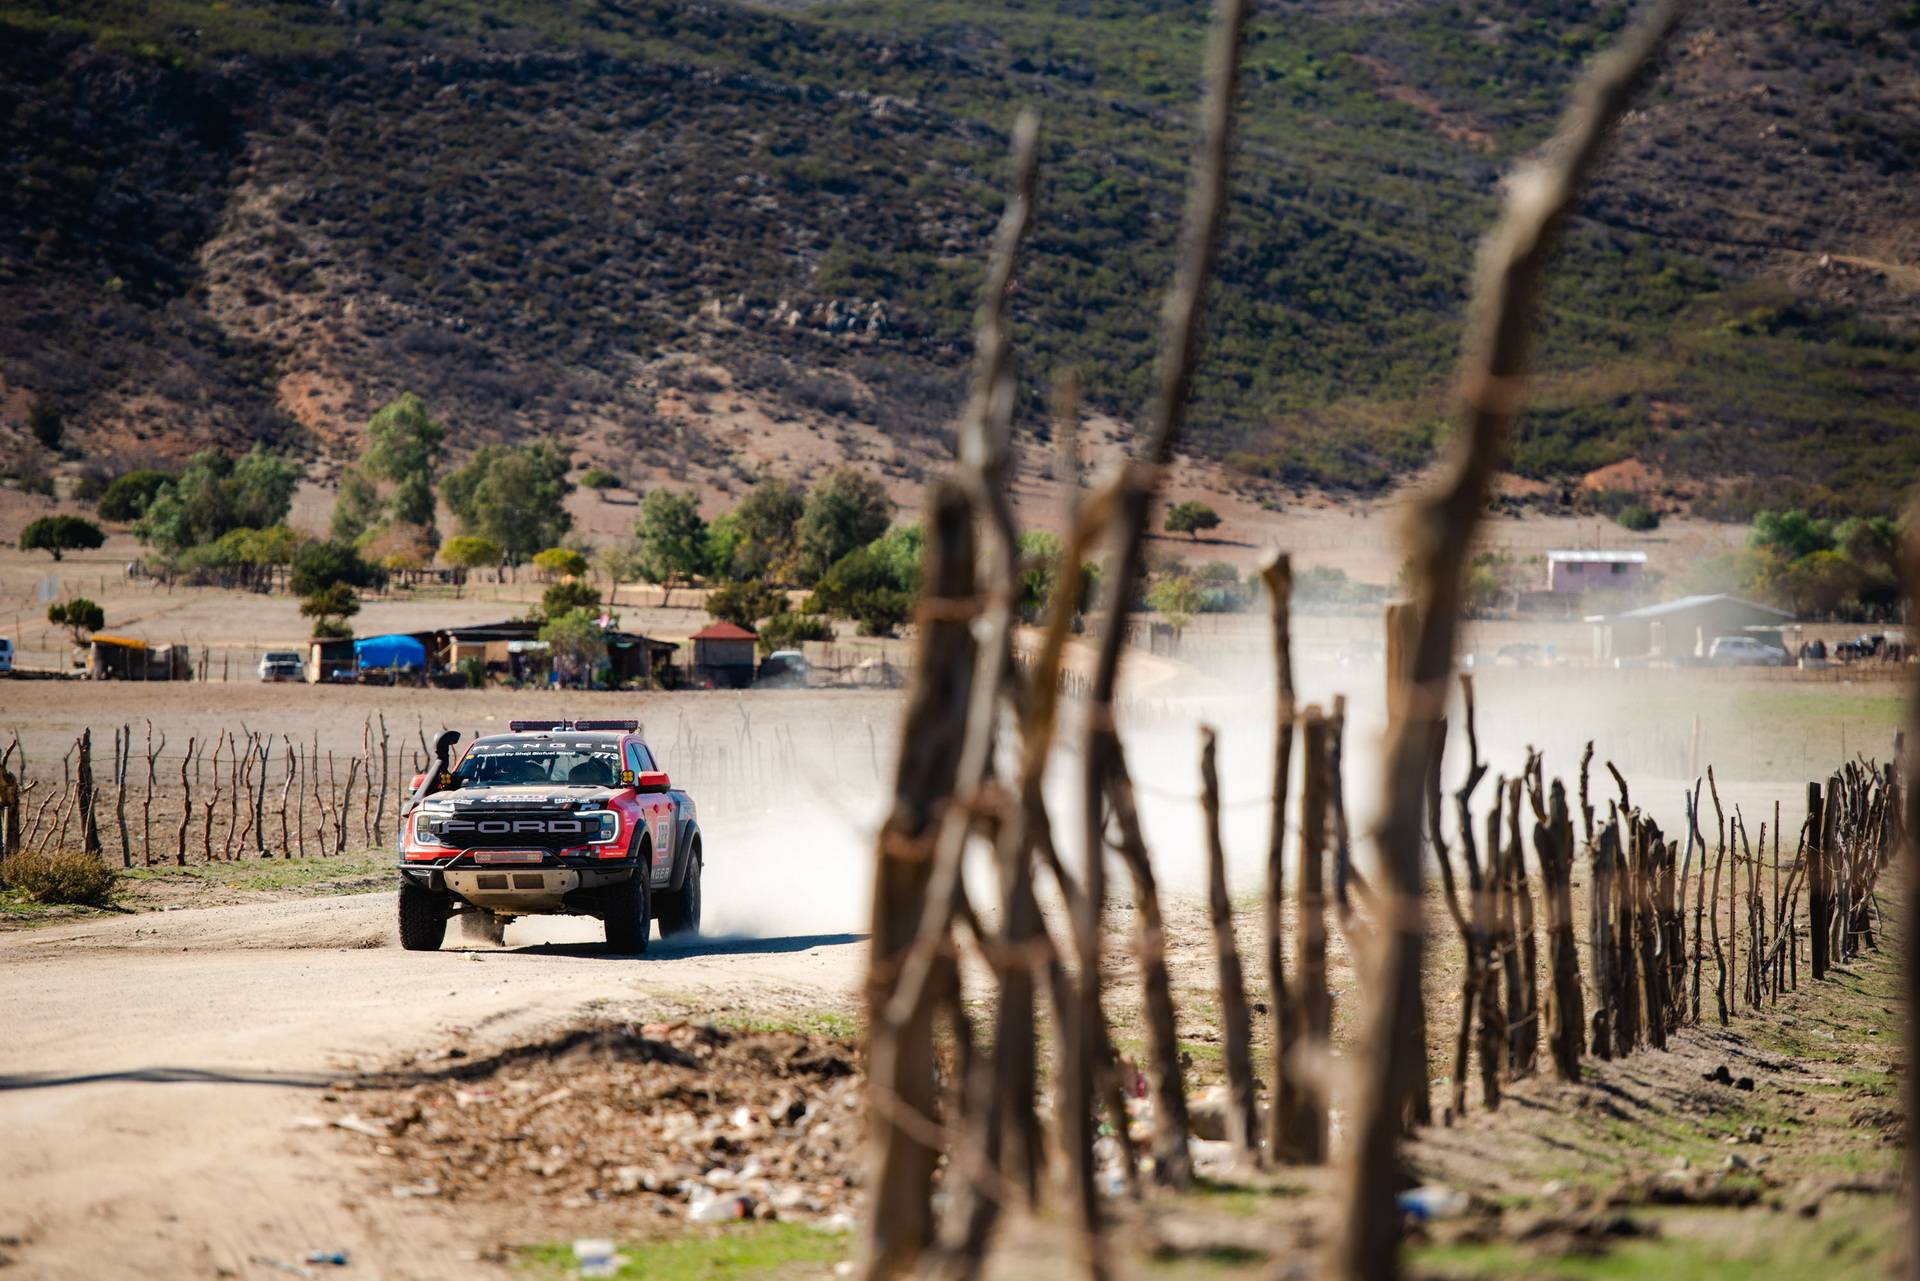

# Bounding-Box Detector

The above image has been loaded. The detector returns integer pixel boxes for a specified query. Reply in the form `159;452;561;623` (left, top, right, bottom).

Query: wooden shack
86;635;190;680
689;621;757;689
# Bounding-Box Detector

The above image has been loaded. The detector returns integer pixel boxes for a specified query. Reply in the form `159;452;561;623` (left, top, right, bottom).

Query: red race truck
396;720;702;953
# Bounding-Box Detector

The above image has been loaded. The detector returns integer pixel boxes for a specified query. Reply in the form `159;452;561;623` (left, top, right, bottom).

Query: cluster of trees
1677;508;1904;618
619;468;897;651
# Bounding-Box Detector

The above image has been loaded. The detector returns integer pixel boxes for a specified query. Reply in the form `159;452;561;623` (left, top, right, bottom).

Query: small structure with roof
86;634;190;680
1588;594;1791;664
689;621;757;689
1546;549;1647;595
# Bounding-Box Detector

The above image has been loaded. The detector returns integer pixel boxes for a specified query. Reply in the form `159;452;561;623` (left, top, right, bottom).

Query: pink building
1546;549;1646;595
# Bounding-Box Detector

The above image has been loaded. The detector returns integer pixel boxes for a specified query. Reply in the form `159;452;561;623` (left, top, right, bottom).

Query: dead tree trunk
1533;777;1582;1080
1107;754;1193;1187
76;728;100;856
859;485;975;1281
175;736;195;865
1201;726;1260;1166
1290;706;1331;1163
1258;553;1303;1161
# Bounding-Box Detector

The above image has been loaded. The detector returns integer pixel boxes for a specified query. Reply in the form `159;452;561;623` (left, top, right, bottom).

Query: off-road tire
398;880;448;951
602;869;652;954
656;848;702;939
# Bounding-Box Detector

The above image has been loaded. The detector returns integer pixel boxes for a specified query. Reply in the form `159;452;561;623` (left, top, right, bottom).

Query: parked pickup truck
396;719;702;953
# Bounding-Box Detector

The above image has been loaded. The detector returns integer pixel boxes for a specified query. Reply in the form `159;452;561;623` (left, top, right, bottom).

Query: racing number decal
652;806;673;885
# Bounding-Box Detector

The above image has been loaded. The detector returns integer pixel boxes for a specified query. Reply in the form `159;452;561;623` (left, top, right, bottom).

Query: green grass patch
714;1010;862;1040
517;1223;848;1281
1412;1195;1898;1280
120;848;390;895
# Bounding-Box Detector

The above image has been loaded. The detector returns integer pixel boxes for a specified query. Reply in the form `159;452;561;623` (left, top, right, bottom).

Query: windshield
455;738;621;788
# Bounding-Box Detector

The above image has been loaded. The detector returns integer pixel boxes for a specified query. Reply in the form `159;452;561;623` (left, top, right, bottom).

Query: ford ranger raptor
396;720;702;952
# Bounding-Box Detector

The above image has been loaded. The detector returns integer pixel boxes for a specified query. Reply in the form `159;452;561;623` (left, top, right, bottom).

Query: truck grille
433;810;592;851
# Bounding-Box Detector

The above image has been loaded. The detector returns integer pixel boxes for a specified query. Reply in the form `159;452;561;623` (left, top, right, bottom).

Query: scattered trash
1703;1064;1734;1085
250;1258;317;1280
816;1212;856;1234
688;1192;753;1223
332;1114;391;1139
1188;1138;1235;1176
1187;1084;1231;1142
573;1238;619;1278
1397;1185;1470;1223
389;1179;441;1198
302;1252;349;1267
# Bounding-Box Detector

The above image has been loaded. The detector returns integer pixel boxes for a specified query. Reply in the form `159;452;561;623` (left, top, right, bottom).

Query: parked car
0;636;12;675
258;649;304;682
1495;642;1543;668
1707;636;1788;667
756;649;811;688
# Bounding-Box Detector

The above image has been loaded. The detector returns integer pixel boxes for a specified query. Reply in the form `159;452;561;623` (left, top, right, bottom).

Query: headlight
582;810;620;845
412;811;445;846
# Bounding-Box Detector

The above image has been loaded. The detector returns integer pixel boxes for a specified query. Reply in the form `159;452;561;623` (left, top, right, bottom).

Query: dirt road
0;893;867;1280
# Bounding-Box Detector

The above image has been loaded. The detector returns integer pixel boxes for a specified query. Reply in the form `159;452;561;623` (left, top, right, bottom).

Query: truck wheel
602;871;651;954
398;880;448;951
657;849;702;939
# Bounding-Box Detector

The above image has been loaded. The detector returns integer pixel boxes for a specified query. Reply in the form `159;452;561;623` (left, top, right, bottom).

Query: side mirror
635;770;671;793
408;772;426;792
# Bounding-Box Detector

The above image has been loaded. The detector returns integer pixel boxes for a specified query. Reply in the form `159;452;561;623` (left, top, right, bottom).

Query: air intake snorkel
407;729;463;813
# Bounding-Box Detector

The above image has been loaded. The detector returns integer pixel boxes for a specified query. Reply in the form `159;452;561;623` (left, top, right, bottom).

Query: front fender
667;818;700;892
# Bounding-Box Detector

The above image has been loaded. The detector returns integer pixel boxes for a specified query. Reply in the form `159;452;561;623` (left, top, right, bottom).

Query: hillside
2;0;1917;516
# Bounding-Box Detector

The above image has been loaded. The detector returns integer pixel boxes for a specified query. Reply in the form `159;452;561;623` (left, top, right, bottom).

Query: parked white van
0;637;12;675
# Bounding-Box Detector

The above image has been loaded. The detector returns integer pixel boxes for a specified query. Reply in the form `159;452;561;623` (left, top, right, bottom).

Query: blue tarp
354;634;426;670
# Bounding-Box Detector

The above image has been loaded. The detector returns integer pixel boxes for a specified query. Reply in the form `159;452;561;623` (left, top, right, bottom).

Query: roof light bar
508;719;566;732
572;719;640;732
506;719;640;733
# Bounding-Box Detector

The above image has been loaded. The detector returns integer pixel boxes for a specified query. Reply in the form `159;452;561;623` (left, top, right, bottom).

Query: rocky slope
1;0;1916;514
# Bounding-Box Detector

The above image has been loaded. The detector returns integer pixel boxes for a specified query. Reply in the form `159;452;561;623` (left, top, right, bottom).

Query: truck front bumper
399;857;637;914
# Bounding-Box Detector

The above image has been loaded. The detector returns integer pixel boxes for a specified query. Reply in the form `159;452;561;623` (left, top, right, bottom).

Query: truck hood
431;785;614;810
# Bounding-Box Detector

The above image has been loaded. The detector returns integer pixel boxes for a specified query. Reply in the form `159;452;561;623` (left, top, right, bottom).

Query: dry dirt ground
2;873;1906;1281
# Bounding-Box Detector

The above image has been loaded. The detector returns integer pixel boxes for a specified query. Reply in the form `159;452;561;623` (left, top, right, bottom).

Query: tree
228;446;302;530
1613;504;1659;531
20;515;104;560
704;512;742;580
808;543;914;636
299;583;360;639
96;470;173;522
1761;549;1864;617
440;535;502;568
331;468;383;543
28;400;62;450
291;540;381;595
539;608;607;687
636;489;708;605
134;447;297;554
360;523;435;571
533;547;590;579
758;611;835;656
1148;572;1204;632
540;578;601;620
795;468;893;585
363;394;445;524
729;476;805;581
595;542;642;609
1749;509;1834;561
47;597;104;646
706;579;786;630
442;441;573;561
1165;500;1222;540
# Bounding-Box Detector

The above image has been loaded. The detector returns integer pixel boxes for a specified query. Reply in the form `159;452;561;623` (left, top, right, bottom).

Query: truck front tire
602;871;651;954
398;880;448;951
